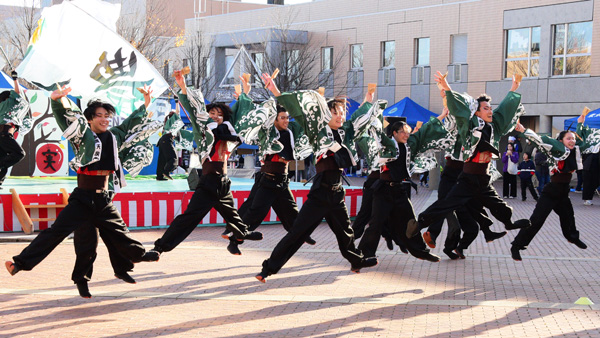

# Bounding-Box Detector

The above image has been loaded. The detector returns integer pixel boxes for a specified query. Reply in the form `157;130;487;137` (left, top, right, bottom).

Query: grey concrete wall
377;68;396;103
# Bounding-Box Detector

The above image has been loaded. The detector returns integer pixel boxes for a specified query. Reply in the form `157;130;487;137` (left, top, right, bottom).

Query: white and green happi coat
520;122;600;173
178;91;272;164
379;117;453;174
356;100;389;173
231;93;312;162
276;90;375;165
445;90;524;160
163;109;194;151
0;90;32;135
52;99;162;191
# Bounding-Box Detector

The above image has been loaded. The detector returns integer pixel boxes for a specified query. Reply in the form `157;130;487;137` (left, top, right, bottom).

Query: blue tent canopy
563;108;600;130
382;97;437;127
345;98;361;119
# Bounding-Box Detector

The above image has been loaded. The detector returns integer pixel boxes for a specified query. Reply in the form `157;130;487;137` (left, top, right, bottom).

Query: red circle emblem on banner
36;144;64;174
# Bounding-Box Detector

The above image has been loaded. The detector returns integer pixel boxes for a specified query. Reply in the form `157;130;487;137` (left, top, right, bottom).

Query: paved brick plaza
1;183;599;337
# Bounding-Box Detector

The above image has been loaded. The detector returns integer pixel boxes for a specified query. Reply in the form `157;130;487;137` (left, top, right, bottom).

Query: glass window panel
452;34;468;64
529;59;539;77
566;55;591;75
351;44;363;69
322;47;332;70
416;38;430;65
567;22;593;54
531;27;541;57
383;41;395;68
554;24;565;55
552;58;564;76
505;60;528;78
506;28;530;59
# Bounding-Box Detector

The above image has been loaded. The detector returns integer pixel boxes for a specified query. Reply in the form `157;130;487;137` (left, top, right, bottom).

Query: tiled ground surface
1;182;599;337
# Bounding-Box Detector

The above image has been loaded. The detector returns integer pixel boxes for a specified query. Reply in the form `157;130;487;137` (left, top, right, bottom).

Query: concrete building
184;0;599;134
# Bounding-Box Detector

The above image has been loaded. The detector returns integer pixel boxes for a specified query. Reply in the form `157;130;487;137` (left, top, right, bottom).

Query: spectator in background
534;150;550;194
517;152;539;201
582;152;600;205
502;143;519;198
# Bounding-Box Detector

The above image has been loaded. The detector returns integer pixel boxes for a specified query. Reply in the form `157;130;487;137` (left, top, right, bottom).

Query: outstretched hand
137;84;153;108
514;122;525;133
434;71;451;92
363;91;374;104
510;74;521;92
261;72;280;97
173;69;187;95
50;85;72;101
239;75;251;95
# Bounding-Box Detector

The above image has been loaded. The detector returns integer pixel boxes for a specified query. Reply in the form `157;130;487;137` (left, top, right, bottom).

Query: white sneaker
583;200;593;206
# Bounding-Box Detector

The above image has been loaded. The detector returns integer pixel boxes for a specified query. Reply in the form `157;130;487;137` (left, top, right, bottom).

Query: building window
382;41;395;68
505;27;540;78
225;55;235;84
552;21;592;76
322;47;333;71
451;34;467;64
415;38;430;66
350;44;363;69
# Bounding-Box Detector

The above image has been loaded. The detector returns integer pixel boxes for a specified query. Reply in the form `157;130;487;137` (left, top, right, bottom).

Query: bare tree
117;0;183;66
0;1;40;70
177;24;218;98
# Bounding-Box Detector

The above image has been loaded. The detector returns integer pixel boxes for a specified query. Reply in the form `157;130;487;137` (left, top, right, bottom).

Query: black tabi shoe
163;174;174;180
156;177;168;181
385;236;394;250
398;243;409;254
140;250;160;262
569;239;588;249
305;236;317;245
406;219;421;238
227;241;242;255
351;257;378;274
243;231;263;241
5;261;20;276
505;219;531;230
422;231;436;248
510;245;523;261
443;248;460;260
221;230;233;240
76;281;92;298
417;252;441;263
454;248;466;259
484;231;507;243
115;271;136;284
255;271;268;283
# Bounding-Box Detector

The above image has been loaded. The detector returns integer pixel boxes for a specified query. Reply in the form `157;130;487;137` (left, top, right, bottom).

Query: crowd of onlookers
502;136;600;205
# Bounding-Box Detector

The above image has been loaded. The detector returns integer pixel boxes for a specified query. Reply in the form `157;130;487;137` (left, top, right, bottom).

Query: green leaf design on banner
30;93;38;104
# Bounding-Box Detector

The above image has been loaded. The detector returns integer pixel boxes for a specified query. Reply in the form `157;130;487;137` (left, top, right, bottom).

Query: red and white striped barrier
0;188;364;232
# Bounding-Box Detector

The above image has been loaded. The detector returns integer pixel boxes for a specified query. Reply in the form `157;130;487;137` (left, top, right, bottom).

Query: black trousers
0;131;25;184
154;173;250;252
520;177;539;200
238;172;298;232
418;172;514;231
72;224;133;283
358;182;431;258
156;134;177;179
582;169;600;200
503;172;517;197
12;188;146;271
351;176;378;237
512;182;580;249
260;171;363;276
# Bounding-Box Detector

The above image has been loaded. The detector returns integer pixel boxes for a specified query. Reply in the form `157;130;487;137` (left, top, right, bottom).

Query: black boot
115;271;136;284
227;241;242;255
76;281;92;298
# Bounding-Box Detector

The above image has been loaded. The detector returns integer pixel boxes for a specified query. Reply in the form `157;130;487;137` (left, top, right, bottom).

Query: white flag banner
16;0;169;117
